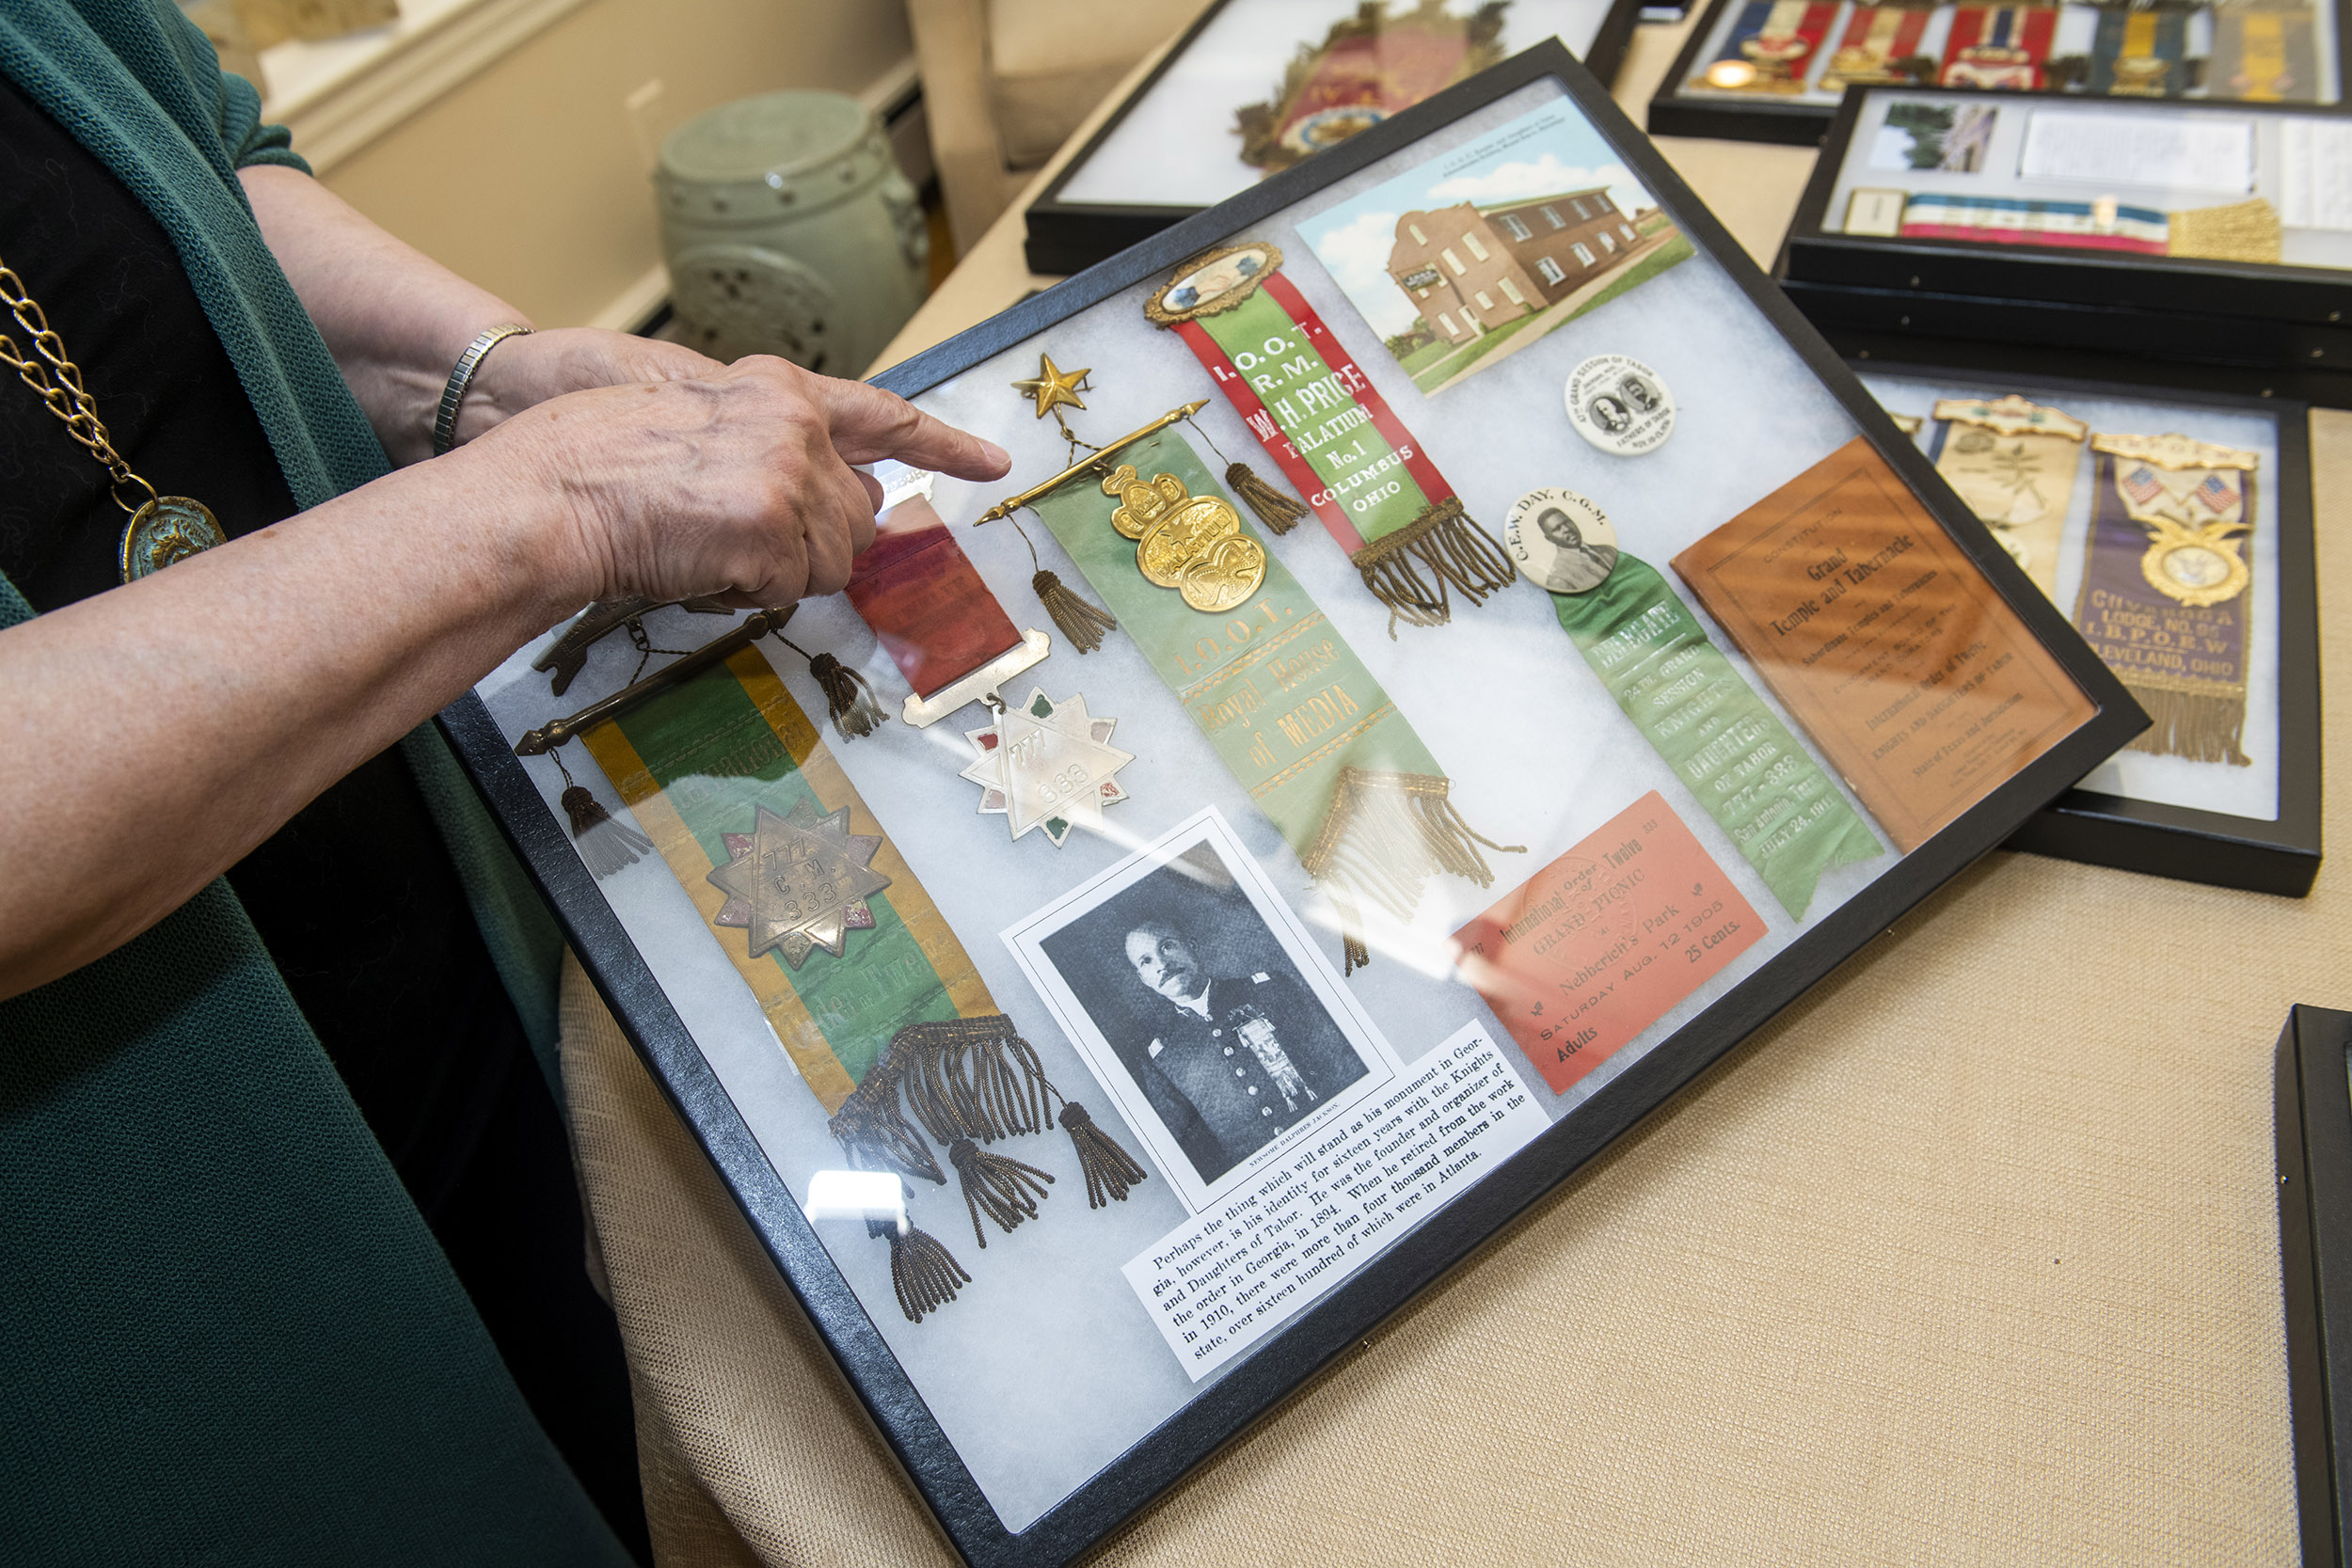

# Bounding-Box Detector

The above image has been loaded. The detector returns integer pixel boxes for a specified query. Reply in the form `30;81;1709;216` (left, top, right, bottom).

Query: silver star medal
960;689;1134;847
707;799;889;968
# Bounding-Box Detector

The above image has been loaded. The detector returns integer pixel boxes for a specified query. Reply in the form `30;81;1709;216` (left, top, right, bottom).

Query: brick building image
1387;186;1649;346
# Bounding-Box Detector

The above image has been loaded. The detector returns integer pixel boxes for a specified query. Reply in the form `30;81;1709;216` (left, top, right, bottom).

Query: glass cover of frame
474;79;2112;1535
1673;0;2341;111
1821;90;2352;268
1051;0;1628;209
1861;370;2285;821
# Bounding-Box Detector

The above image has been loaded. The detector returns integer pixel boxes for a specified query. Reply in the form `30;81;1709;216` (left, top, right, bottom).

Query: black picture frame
1848;356;2321;895
440;41;2147;1567
1019;0;1644;276
1772;87;2352;388
2276;1004;2352;1564
1649;0;2352;147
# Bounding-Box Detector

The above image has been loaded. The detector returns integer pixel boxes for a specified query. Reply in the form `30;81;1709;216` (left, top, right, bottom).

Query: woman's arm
0;356;1009;1001
238;165;718;463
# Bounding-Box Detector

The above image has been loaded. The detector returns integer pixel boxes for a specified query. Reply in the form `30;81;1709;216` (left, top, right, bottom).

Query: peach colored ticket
1454;792;1763;1093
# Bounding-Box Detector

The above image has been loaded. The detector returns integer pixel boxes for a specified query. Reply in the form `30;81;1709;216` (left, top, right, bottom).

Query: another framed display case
1020;0;1643;275
1775;87;2352;395
445;44;2145;1566
2276;1004;2352;1565
1650;0;2347;146
1859;360;2320;894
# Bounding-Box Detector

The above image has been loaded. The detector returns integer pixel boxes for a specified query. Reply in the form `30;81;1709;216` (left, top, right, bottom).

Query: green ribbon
1193;286;1435;546
1551;557;1882;918
595;659;960;1085
1027;430;1440;858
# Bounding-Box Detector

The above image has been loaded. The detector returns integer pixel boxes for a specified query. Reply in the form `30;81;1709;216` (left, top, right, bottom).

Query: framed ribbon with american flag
441;41;2146;1567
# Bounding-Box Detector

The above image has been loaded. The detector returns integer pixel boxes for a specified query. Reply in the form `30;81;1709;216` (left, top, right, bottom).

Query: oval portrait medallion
119;495;225;580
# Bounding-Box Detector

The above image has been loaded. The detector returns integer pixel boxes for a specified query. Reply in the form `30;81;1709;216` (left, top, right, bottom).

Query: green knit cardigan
0;3;626;1561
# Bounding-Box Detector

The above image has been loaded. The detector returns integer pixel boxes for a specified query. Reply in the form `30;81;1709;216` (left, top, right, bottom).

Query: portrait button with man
1121;917;1365;1175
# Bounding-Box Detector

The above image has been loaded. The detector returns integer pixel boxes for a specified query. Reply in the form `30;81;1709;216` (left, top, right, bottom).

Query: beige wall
318;0;913;326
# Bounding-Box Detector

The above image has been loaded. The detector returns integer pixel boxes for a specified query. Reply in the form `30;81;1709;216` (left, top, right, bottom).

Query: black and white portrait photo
1005;810;1391;1211
1505;487;1621;595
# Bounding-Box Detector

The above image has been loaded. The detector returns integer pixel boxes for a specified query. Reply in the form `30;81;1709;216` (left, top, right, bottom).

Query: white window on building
1460;298;1478;324
1535;256;1566;286
1462;230;1490;262
1541;205;1565;229
1571;198;1589;219
1621;222;1636;242
1408;221;1427;245
1438;310;1457;335
1499;214;1532;241
1572;243;1596;266
1473;290;1494;309
1442;247;1466;275
1599;231;1616;253
1498;277;1525;305
1415;286;1429;298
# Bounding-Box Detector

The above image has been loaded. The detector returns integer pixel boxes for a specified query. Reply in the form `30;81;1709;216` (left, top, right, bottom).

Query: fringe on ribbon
1033;568;1118;654
1061;1101;1149;1208
1349;498;1518;639
868;1215;969;1323
807;651;887;740
948;1137;1054;1247
827;1014;1152;1238
561;785;653;878
2122;681;2251;766
1227;461;1307;535
1299;768;1525;972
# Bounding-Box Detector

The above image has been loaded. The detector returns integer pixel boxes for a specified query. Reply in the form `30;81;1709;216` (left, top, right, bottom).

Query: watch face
1566;355;1676;456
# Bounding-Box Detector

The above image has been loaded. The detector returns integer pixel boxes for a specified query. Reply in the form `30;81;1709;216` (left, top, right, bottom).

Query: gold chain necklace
0;253;224;581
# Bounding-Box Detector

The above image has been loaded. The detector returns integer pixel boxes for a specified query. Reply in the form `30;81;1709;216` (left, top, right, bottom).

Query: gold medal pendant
119;494;224;580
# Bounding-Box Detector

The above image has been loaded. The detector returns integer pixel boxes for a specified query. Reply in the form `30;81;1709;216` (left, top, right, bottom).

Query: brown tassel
1059;1102;1147;1208
1227;461;1306;535
869;1216;969;1323
1349;498;1518;639
807;651;887;740
1300;768;1525;970
2122;681;2251;766
947;1137;1054;1247
1033;569;1117;655
561;784;653;878
829;1085;945;1187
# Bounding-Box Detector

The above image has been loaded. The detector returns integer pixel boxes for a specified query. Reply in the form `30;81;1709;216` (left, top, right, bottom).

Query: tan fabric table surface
560;19;2339;1564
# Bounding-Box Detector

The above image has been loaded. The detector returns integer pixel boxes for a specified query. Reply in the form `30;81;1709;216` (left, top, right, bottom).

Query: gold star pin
1011;353;1089;420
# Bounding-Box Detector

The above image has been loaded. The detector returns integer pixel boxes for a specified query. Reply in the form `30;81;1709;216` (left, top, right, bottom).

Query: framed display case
2276;1004;2352;1565
1775;88;2352;390
1651;0;2346;146
1860;360;2319;894
445;43;2144;1567
1020;0;1643;275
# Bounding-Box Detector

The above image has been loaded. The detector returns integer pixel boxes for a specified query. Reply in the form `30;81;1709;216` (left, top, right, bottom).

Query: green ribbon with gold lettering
1551;556;1881;918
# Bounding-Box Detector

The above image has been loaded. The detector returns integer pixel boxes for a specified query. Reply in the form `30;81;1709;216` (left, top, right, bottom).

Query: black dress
0;75;648;1563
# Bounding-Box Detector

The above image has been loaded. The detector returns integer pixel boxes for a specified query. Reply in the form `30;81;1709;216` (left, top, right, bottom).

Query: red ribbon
1173;270;1460;557
845;495;1025;701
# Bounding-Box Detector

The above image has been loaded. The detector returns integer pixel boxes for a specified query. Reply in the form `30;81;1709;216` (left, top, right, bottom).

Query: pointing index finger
821;378;1009;483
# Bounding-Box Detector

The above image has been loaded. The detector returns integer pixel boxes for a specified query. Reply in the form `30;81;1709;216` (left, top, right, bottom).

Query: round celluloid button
1565;354;1674;456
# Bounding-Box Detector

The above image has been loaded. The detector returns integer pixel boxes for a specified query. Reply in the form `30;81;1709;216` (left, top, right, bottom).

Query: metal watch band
431;323;533;457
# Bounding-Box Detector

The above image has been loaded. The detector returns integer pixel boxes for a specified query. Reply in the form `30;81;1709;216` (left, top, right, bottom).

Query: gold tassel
1226;461;1306;535
1033;568;1118;655
948;1137;1055;1247
1059;1102;1148;1208
2122;681;2251;766
806;651;887;740
1349;499;1518;639
560;784;653;878
868;1215;969;1323
1299;768;1525;970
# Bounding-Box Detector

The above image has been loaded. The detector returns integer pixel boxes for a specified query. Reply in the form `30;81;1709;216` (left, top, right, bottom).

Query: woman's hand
475;353;1009;609
452;328;722;448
